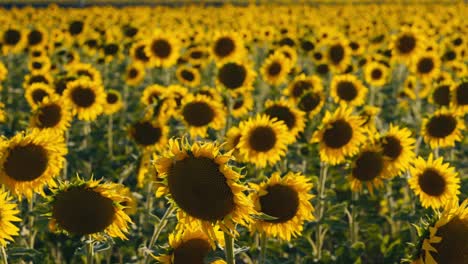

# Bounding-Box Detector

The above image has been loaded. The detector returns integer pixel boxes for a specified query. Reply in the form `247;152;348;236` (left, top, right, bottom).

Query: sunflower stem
350;191;359;244
433;147;439;158
86;236;94;264
258;232;267;264
144;203;175;264
224;232;235;264
28;195;37;249
107;114;113;158
369;86;376;106
1;246;8;264
314;162;329;260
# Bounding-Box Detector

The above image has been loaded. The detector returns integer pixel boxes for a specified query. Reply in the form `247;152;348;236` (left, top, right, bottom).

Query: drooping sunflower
178;94;225;138
418;199;468;264
364;61;389;87
263;99;306;142
48;178;132;240
330;74;368;107
409;155;460;209
216;61;255;94
348;143;386;194
129;119;168;151
103;89;124;115
156;225;225;264
145;32;180;68
412;52;440;81
176;65;201;88
125;63;146;86
237;114;293;168
229;92;254;118
421;109;465;149
154;140;254;236
211;32;245;64
311;107;367;165
24;83;56;108
30;95;72;133
451;80;467;114
284;74;323;101
326;38;351;72
0;129;67;199
390;27;425;62
260;52;292;86
379;124;416;178
0;188;21;247
249;172;314;241
297;90;325;119
63;79;106;121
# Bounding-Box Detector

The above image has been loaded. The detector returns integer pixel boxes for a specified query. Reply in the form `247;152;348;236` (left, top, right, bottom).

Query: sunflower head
260;52;292;86
176;65;201;88
48;178;132;240
348;143;386;194
422;109;465;149
216;61;255;94
125;63;145;86
211;32;244;63
263;99;305;142
330;74;368;107
63;78;106;121
0;187;21;247
129;119;168;151
145;33;180;68
379;124;416;178
30;95;72;133
103;89;124;115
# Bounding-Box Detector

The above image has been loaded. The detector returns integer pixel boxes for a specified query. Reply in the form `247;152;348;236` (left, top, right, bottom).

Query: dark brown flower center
381;136;402;160
69;21;84;35
106;93;119;104
417;57;435;74
181;69;195;82
103;44;119;56
52;187;116;236
182;102;215;127
433;85;451;106
371;69;383;80
71;86;96;108
336;81;358;101
218;63;246;89
167;156;235;221
298;92;321;112
267;62;282;76
418;168;446;196
352;150;384;181
432;216;468;264
248;126;277;152
426;114;457;138
316;64;329;75
329;44;345;64
455;81;467;106
291;80;312;98
32;89;49;104
128;68;138;79
264;105;296;129
4;143;48;181
4;29;21;45
173;238;212;264
323;119;353;149
28;30;43;46
130;121;162;146
37;104;62;128
397;34;416;54
151;39;171;58
214;37;235;57
135;45;150;62
259;184;299;223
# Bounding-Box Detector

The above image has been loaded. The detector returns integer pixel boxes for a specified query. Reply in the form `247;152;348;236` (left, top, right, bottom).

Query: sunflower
0;188;21;247
263;99;305;142
101;41;122;63
260;52;292;86
311;107;367;165
275;45;298;66
451;80;467;114
326;38;351;72
364;61;389;87
412;52;440;81
156;225;225;264
125;63;145;86
26;27;48;48
28;57;52;74
1;27;26;54
140;84;175;122
330;74;368;107
23;72;53;89
66;63;102;85
229;92;254;118
0;129;67;199
390;27;425;62
421;109;465;149
216;61;255;94
130;40;151;66
211;32;245;64
224;126;243;160
249;172;314;241
408;155;460;209
176;65;201;88
178;94;225;138
297;90;325;119
430;83;452;107
348;143;386;194
30;95;72;133
154;140;253;236
166;84;189;110
129;119;168;151
103;89;124;115
419;199;468;264
237;114;293;168
146;32;180;68
48;178;132;240
63;79;106;121
284;74;323;101
378;125;415;178
24;83;55;108
140;84;167;106
359;106;381;134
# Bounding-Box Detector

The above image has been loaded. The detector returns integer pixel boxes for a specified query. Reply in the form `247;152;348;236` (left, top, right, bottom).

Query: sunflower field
0;1;466;264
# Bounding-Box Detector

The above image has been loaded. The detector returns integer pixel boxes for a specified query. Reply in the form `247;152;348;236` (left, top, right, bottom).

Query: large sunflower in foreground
417;199;468;264
48;178;132;240
348;143;386;194
0;129;67;199
330;74;368;107
63;79;106;121
0;188;21;247
237;115;293;168
156;225;225;264
311;107;367;165
379;124;416;178
30;95;72;134
263;99;305;142
421;109;465;149
154;140;254;236
408;155;460;209
249;172;314;241
178;94;225;138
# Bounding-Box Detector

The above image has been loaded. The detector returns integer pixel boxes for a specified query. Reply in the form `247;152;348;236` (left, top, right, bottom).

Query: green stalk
107;114;114;158
1;246;8;264
86;236;94;264
144;204;175;264
350;191;359;244
258;232;267;264
224;232;235;264
314;162;329;260
28;195;37;249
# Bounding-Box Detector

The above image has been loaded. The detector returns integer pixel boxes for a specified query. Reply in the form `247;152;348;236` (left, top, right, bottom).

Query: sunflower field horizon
0;1;466;264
